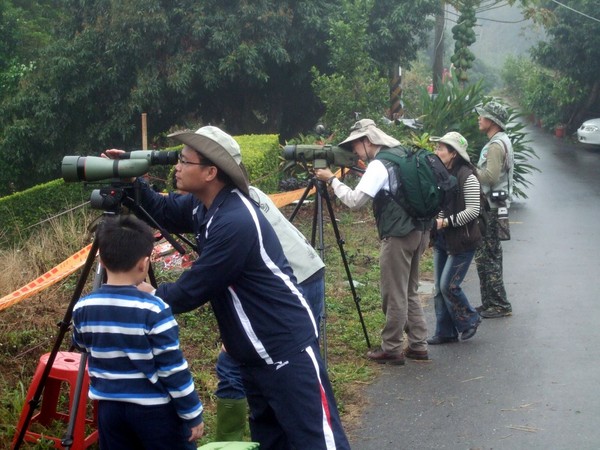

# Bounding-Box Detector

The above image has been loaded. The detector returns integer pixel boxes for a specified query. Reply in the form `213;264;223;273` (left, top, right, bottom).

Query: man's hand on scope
101;149;126;160
101;149;136;182
314;168;334;183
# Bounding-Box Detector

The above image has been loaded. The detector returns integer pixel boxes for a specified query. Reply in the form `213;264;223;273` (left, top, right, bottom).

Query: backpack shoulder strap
490;137;510;171
375;147;409;166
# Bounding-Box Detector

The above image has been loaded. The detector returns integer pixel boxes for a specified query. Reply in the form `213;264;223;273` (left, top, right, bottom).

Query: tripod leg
13;237;100;450
61;262;104;449
313;190;328;367
288;179;316;223
318;182;371;348
60;352;88;450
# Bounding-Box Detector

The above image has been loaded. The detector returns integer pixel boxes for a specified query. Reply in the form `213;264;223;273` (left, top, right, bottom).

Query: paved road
349;125;600;449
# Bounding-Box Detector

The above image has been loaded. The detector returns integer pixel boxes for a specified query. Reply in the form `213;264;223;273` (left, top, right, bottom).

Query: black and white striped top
440;173;481;227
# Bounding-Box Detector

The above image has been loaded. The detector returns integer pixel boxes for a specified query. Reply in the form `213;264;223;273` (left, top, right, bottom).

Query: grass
0;195;433;448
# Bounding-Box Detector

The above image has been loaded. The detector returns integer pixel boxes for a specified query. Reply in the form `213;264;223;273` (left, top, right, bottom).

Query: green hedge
0;134;282;247
0;180;90;246
236;134;281;193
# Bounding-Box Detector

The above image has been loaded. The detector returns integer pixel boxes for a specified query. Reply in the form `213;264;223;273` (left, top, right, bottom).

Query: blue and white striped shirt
72;285;203;426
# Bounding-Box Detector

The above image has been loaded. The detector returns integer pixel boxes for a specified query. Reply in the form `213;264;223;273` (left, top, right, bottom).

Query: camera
490;190;508;201
61;150;178;182
281;144;358;171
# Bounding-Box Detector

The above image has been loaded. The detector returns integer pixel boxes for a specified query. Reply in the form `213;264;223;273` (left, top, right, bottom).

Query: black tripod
12;185;185;450
288;171;371;364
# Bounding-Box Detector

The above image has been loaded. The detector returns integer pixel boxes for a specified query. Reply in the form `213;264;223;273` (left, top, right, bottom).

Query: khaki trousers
379;229;429;353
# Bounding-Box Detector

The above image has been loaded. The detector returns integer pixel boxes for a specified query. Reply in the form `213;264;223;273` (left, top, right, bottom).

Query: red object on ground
13;352;98;450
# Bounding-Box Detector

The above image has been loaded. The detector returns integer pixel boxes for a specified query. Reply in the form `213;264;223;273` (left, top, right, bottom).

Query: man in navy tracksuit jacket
106;126;349;450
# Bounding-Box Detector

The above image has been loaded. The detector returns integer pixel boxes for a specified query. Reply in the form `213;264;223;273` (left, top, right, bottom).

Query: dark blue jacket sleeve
134;178;197;234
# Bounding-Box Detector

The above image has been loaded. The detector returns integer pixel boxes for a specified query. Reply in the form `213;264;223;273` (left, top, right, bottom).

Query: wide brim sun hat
338;119;401;148
475;101;508;131
168;126;250;195
430;131;470;163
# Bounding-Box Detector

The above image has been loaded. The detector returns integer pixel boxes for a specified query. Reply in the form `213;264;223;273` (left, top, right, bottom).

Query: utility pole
389;65;402;120
432;0;446;95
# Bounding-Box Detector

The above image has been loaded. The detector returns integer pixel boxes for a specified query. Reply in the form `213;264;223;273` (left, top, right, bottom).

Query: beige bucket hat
338;119;400;148
430;131;470;162
168;126;250;195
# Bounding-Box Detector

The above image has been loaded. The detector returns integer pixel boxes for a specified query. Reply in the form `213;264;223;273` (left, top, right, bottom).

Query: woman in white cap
428;131;483;344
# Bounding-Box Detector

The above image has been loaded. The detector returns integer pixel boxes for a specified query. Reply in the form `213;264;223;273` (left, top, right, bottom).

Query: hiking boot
366;348;405;365
404;348;429;360
427;335;459;345
480;308;512;319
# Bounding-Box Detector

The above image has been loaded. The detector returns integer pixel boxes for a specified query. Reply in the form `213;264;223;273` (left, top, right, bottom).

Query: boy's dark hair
96;215;155;272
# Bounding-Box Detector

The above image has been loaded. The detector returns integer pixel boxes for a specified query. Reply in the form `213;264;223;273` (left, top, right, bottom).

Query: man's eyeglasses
177;153;212;167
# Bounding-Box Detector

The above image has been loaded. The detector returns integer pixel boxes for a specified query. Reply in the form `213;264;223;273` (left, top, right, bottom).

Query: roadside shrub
406;74;539;199
502;56;585;131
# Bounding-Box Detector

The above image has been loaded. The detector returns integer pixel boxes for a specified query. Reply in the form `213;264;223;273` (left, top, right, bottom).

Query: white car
577;118;600;146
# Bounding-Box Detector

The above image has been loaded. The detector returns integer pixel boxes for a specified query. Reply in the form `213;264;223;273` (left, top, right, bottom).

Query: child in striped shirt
72;215;204;449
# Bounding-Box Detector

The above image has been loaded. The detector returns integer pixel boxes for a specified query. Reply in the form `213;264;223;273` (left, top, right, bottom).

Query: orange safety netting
0;244;94;311
0;176;336;311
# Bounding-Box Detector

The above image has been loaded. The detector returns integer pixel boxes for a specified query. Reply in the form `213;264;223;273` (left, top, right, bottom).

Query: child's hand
189;422;205;441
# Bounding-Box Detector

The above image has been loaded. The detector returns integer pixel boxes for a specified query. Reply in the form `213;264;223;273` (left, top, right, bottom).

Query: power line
550;0;600;24
477;1;510;14
477;16;528;24
448;3;529;25
449;2;527;25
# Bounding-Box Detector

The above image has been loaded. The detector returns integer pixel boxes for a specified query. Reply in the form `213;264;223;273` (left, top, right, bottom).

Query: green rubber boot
215;397;248;442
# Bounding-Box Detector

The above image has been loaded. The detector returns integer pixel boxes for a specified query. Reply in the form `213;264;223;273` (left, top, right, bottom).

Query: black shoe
480;308;512;319
461;321;481;341
427;335;459;345
475;305;485;313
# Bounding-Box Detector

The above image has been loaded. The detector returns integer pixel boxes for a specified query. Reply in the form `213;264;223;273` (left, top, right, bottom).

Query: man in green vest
315;119;430;365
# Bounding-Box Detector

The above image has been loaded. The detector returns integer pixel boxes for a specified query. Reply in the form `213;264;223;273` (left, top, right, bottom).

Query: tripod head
89;183;134;213
84;180;189;255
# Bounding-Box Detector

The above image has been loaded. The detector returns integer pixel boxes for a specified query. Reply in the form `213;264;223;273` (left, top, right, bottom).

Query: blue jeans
215;350;246;399
216;270;325;400
433;243;480;338
298;268;325;330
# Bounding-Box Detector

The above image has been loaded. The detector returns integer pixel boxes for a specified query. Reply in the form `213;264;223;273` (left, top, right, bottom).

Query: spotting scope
62;150;178;182
281;144;358;170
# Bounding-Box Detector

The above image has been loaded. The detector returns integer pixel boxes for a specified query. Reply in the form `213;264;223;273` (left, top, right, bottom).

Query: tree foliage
530;0;600;124
502;55;586;129
0;0;339;193
407;73;539;199
311;0;389;135
0;0;444;195
311;0;438;137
